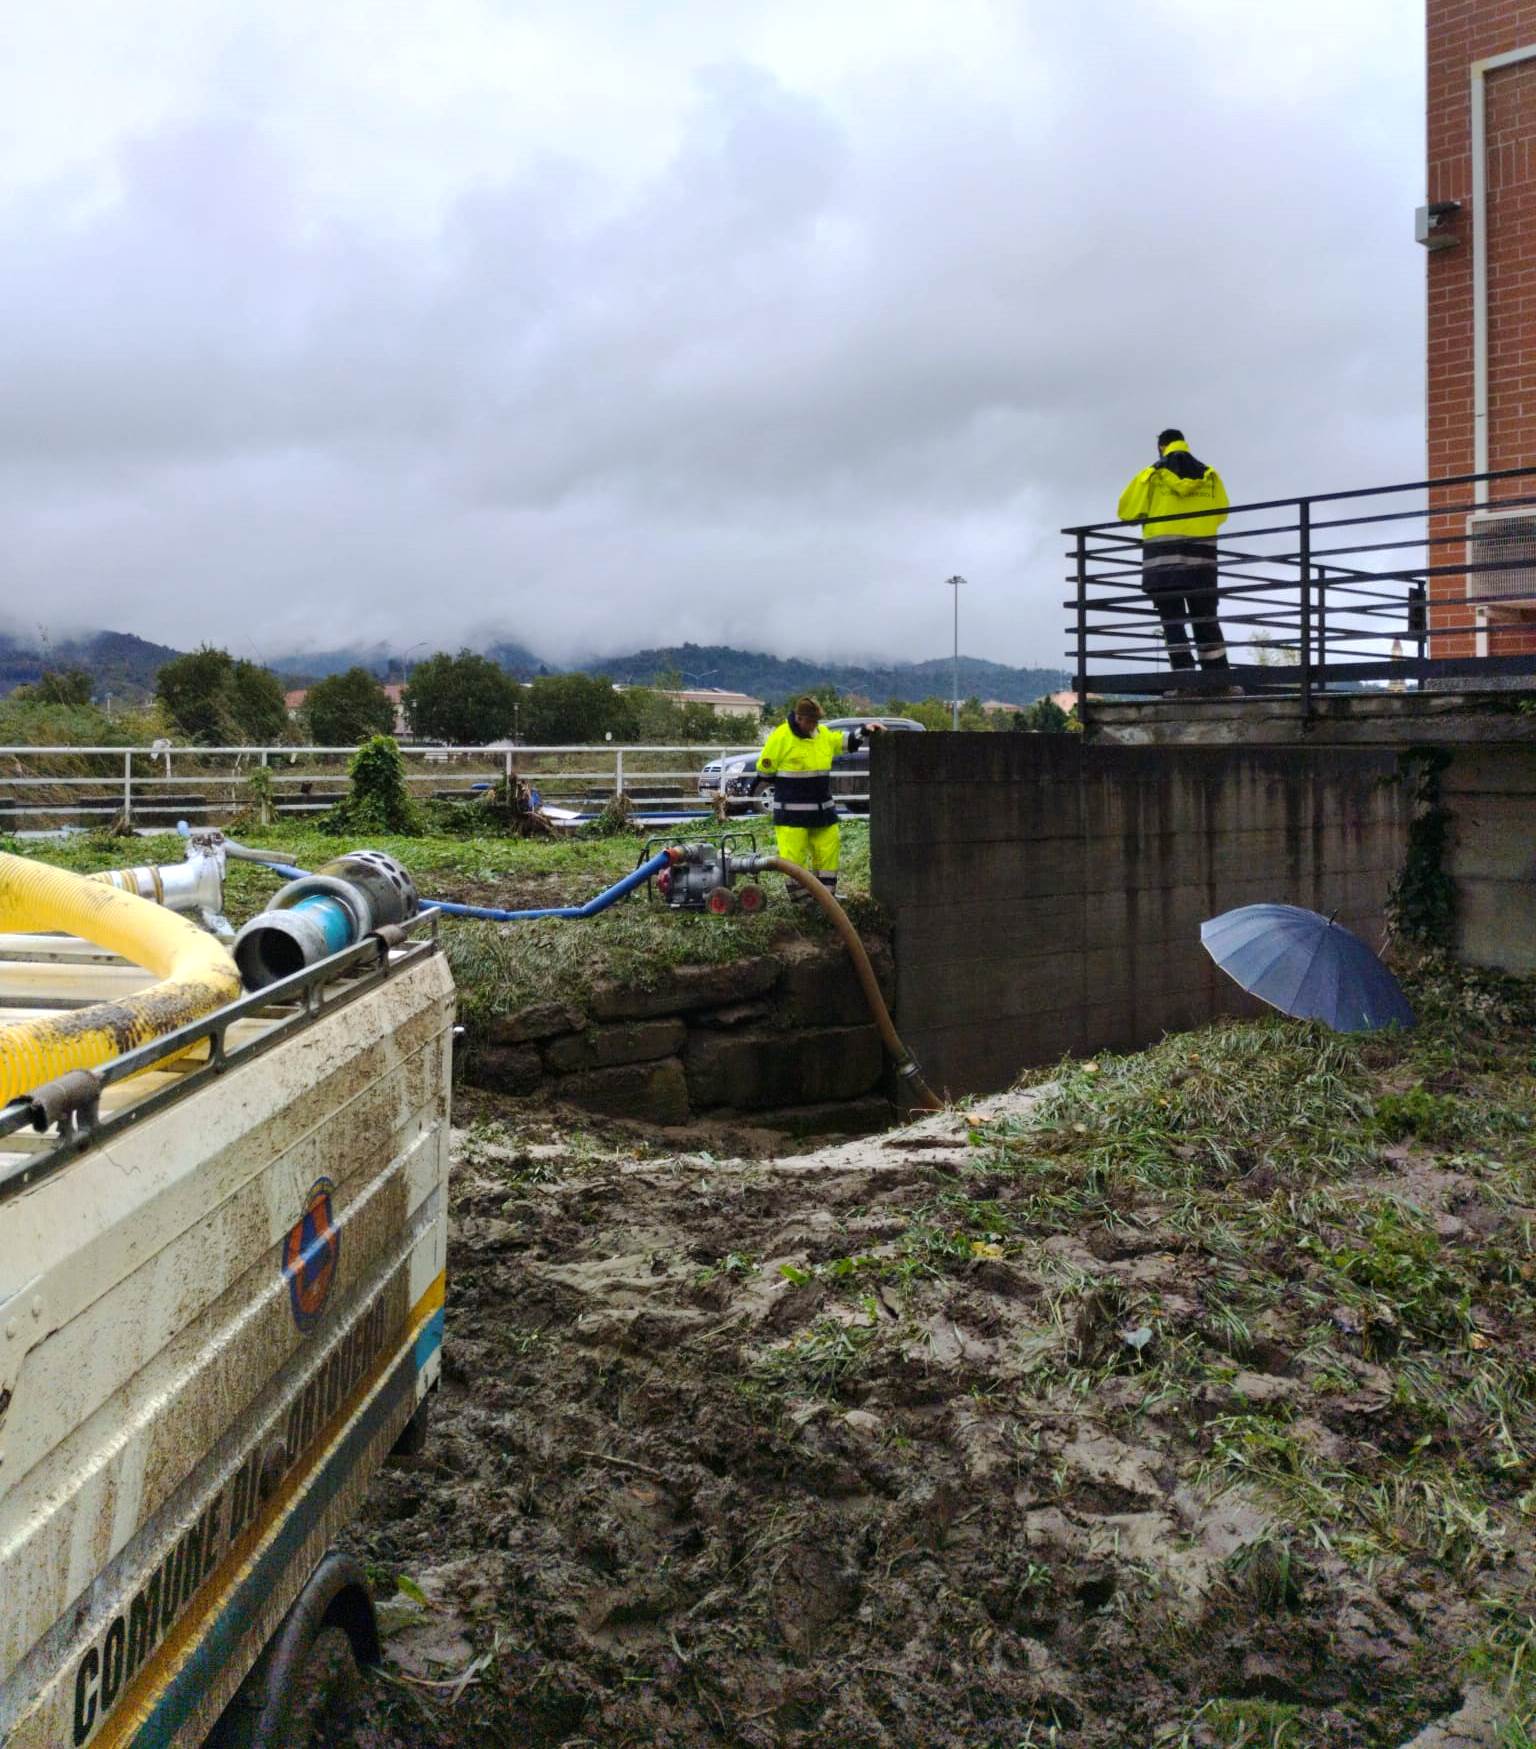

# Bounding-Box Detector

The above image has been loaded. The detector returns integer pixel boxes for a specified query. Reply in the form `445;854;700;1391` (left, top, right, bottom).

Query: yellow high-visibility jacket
755;720;858;827
1117;441;1230;541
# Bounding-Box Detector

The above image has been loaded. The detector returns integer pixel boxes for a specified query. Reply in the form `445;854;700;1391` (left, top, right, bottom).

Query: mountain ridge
1;631;1067;710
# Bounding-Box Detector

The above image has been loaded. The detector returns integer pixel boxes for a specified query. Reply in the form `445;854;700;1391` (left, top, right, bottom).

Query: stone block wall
871;734;1410;1098
465;938;896;1134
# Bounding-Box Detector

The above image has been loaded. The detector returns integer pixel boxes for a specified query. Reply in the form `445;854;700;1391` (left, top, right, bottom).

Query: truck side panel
0;949;454;1748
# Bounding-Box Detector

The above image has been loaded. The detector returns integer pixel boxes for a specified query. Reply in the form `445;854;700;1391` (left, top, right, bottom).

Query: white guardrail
0;744;874;829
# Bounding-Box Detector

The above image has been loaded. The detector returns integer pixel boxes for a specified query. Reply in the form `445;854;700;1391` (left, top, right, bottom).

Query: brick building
1426;0;1536;656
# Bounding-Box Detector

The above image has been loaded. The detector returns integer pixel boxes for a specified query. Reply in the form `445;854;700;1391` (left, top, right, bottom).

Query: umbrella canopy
1200;903;1415;1033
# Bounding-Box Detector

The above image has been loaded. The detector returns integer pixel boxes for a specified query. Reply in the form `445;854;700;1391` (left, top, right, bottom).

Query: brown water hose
759;856;943;1111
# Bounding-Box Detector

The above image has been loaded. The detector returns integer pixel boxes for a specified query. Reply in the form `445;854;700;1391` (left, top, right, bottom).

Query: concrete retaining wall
871;735;1409;1098
1444;744;1536;972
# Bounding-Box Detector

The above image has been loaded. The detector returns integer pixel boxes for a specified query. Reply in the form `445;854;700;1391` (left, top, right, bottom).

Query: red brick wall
1427;1;1536;655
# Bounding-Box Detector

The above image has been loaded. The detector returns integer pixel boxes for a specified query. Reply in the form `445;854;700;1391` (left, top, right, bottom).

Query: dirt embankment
347;999;1536;1748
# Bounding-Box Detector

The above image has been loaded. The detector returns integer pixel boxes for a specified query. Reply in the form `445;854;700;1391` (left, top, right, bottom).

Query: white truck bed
0;919;456;1747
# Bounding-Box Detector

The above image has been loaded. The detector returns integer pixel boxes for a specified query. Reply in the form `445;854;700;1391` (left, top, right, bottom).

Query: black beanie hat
1157;428;1185;449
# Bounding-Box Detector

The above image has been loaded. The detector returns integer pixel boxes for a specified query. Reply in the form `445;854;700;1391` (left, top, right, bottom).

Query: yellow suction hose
760;855;943;1112
0;852;242;1104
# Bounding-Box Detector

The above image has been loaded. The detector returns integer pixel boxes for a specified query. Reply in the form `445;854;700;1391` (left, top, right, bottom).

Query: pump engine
646;837;768;915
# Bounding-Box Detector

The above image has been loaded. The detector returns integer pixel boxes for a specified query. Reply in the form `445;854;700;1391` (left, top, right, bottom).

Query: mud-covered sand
344;1021;1535;1748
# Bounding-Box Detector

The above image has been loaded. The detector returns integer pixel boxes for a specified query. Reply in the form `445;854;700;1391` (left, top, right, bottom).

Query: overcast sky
1;0;1425;671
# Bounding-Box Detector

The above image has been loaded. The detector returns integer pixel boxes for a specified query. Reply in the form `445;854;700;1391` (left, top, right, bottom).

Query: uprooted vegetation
345;954;1536;1747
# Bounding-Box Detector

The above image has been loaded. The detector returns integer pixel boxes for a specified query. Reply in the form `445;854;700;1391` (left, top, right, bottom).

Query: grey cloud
0;5;1423;668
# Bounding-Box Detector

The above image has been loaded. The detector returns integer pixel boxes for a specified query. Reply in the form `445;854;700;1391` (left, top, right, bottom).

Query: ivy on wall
1385;747;1456;949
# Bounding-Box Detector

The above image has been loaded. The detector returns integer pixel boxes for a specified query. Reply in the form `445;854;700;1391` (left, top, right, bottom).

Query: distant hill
580;643;1069;708
265;638;545;685
1;630;1066;712
0;630;180;701
482;640;546;679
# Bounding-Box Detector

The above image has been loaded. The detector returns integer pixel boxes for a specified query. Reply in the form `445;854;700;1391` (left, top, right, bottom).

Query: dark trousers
1143;541;1228;671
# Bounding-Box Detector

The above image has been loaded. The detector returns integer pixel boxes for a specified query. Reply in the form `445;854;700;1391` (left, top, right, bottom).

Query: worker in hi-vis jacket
1117;428;1231;674
749;696;883;900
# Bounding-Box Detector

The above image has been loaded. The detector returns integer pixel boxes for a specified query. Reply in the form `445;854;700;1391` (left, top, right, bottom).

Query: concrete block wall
871;735;1409;1098
1444;743;1536;970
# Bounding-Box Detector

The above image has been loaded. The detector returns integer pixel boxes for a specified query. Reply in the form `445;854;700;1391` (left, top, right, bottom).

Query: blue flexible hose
423;852;671;920
220;843;672;922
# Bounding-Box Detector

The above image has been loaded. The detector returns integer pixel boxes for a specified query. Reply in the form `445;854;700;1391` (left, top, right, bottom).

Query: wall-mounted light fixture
1415;200;1461;250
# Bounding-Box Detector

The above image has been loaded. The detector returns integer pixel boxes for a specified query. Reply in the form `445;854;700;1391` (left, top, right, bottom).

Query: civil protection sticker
283;1176;341;1331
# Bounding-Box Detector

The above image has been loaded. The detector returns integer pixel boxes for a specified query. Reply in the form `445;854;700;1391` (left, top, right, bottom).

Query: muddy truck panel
0;937;455;1748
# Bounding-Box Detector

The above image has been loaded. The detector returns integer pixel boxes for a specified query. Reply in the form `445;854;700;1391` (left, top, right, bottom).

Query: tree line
2;646;1076;747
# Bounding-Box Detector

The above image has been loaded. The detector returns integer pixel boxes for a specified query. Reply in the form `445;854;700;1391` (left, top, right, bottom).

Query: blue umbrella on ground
1200;904;1415;1033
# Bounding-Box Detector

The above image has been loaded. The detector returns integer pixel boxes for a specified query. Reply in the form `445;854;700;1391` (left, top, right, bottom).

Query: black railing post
1075;530;1089;705
1298;498;1313;716
1411;577;1428;669
1315;564;1328;695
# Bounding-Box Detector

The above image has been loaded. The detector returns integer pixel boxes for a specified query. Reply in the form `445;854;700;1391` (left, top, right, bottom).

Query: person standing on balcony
749;696;881;902
1117;430;1232;674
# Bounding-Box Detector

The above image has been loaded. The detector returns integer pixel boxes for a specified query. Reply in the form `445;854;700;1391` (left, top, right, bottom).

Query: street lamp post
945;575;967;730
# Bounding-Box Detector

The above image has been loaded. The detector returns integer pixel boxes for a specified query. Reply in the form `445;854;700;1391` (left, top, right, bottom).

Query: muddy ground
344;990;1536;1749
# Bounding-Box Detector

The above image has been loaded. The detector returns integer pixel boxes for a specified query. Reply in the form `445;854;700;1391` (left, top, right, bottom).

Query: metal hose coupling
92;831;231;937
233;852;418;990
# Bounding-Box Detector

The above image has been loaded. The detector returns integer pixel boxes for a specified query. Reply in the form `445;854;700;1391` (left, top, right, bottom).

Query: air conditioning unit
1467;509;1536;615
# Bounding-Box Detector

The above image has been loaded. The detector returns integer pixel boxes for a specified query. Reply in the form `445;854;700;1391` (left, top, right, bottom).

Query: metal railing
0;912;443;1195
0;740;877;831
1064;466;1536;704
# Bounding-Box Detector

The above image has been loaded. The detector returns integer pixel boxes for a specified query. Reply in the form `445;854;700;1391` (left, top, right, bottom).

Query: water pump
646;836;768;915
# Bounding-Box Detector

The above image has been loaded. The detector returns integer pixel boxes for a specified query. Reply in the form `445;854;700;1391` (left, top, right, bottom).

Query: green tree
677;701;731;742
305;667;397;745
228;659;288;743
403;651;521;744
15;668;94;706
884;696;957;731
155;647;287;744
523;672;635;743
1014;695;1071;734
764;686;863;725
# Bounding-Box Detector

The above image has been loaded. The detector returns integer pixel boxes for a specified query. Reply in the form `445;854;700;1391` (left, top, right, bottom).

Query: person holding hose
750;697;882;901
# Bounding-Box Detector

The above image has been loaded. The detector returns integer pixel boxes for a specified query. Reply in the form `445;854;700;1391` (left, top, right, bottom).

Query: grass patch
3;820;881;1041
754;1313;878;1398
813;958;1536;1610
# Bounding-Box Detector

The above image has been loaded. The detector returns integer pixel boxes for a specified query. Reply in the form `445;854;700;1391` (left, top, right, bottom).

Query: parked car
696;750;758;800
697;719;924;812
825;717;925;813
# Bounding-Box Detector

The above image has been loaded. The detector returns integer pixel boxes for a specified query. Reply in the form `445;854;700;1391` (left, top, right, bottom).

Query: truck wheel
208;1551;380;1749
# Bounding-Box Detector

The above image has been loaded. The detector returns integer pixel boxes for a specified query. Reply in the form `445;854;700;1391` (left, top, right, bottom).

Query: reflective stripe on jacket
756;720;854;828
1116;441;1230;541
